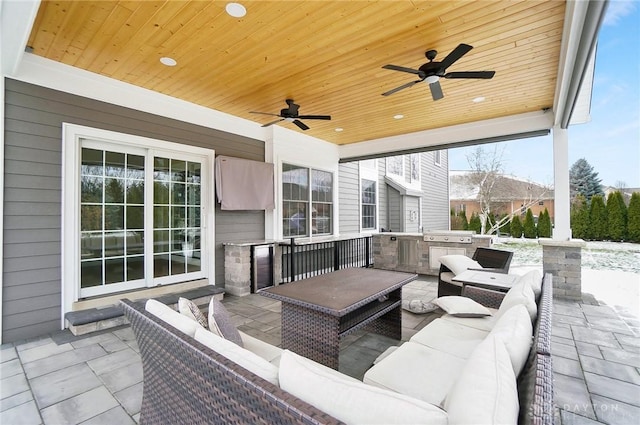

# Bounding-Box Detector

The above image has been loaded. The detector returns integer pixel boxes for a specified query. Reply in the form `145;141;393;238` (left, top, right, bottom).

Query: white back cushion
439;255;481;275
516;269;543;298
444;335;519;425
145;299;201;337
194;328;279;386
496;280;537;322
489;304;533;376
280;350;448;425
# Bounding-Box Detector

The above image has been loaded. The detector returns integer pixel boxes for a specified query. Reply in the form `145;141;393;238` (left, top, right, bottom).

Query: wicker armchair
437;247;513;297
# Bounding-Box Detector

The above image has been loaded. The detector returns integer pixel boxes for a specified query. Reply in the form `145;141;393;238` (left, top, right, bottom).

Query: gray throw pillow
177;297;208;330
208;298;244;347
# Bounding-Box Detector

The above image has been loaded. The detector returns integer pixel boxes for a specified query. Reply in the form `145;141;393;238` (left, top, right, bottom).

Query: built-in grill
423;230;473;244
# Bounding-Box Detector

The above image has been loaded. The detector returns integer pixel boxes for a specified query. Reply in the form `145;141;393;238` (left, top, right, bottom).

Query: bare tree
465;145;504;234
464;145;552;235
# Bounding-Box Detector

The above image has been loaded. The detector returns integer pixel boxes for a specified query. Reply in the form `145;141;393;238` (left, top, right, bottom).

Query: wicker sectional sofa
121;271;553;425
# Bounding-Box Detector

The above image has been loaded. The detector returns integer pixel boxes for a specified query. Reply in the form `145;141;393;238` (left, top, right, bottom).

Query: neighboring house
603;186;640;205
339;152;449;235
450;171;555;223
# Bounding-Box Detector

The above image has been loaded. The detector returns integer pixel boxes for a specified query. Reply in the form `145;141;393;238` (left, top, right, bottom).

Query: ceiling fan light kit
382;43;495;101
250;99;331;131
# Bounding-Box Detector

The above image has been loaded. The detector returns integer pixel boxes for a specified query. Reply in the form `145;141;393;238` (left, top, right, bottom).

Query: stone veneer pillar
224;244;252;297
539;238;586;300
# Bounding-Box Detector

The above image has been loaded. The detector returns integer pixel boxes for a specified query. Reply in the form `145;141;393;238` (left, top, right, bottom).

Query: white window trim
359;165;378;232
61;123;215;325
280;161;335;239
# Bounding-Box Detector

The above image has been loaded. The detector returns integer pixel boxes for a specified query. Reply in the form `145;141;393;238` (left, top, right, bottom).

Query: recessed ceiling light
335;128;343;132
472;96;486;103
160;57;177;67
394;114;404;119
226;2;247;18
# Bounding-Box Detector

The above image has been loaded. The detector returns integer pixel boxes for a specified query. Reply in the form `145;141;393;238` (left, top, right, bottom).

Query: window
434;150;442;166
386;156;404;178
361;179;377;229
64;124;213;305
410;153;420;183
282;163;333;237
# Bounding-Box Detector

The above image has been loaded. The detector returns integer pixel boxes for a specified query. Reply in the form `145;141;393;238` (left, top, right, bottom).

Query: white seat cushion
238;331;283;365
410;318;489;359
444;335;519;425
280;350;448;425
488;304;533;376
145;299;201;337
363;341;467;407
440;308;499;332
194;328;279;386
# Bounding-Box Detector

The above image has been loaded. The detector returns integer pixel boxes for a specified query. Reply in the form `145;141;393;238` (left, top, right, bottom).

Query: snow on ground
493;237;640;318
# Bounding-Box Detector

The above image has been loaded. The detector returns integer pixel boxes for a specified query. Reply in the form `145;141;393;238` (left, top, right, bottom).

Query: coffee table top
260;268;417;316
452;270;518;290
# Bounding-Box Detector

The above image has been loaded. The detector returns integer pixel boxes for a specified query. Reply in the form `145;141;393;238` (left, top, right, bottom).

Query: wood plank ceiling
27;1;566;145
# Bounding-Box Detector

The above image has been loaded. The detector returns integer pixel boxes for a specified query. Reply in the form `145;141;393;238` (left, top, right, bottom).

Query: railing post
334;240;340;271
365;236;371;268
289;237;296;282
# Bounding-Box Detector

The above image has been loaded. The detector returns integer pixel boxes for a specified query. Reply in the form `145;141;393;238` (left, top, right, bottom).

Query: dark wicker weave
121;300;343;425
121;273;554;425
438;247;514;297
464;273;555;425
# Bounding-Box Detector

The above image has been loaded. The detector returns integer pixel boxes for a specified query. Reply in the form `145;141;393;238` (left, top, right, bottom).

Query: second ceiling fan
382;43;495;101
250;99;331;131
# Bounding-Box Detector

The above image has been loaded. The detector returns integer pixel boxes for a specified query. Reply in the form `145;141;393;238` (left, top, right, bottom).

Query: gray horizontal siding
421;151;449;230
338;163;360;234
3;78;265;343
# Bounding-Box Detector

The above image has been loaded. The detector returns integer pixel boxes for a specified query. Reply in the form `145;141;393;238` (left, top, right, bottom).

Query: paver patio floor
2;272;639;424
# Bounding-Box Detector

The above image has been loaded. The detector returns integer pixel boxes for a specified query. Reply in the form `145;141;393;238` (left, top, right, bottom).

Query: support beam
553;126;571;240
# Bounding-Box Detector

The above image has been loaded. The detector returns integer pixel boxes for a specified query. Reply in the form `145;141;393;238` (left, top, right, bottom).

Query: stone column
539;238;586;300
224;244;252;297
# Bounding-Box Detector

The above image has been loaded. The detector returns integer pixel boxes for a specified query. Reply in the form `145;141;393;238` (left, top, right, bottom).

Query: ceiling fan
250;99;331;130
381;43;495;101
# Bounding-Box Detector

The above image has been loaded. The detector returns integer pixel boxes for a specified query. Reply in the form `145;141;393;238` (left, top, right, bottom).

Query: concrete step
65;285;225;336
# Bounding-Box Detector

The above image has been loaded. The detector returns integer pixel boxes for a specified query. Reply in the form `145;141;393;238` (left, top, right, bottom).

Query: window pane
172;182;185;205
127;256;145;280
105;151;125;178
82;148;103;176
81;232;102;259
105;205;124;230
187;162;201;184
154;254;170;277
154;206;170;228
104;178;124;203
81;260;102;287
283;202;307;237
172;160;186;182
104;232;125;257
312;203;332;235
410;154;420;181
312;170;332;202
105;258;124;284
127;206;144;229
81;176;103;203
154;181;170;204
361;178;377;229
387;156;403;176
127;180;144;204
127;231;144;255
127;154;145;179
154;157;170;181
154;230;170;253
81;205;102;231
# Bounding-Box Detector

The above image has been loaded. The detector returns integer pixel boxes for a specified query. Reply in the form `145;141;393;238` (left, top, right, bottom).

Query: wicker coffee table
260;268;417;369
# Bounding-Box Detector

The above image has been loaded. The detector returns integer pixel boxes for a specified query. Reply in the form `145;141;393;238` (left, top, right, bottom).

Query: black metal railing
280;235;372;283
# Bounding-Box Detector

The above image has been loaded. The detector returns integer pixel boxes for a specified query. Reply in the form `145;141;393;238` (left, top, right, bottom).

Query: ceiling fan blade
250;111;281;117
261;118;285;127
444;71;495;79
429;81;444;101
382;64;421;75
293;120;310;131
297;115;331;120
439;43;473;69
382;80;421;96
